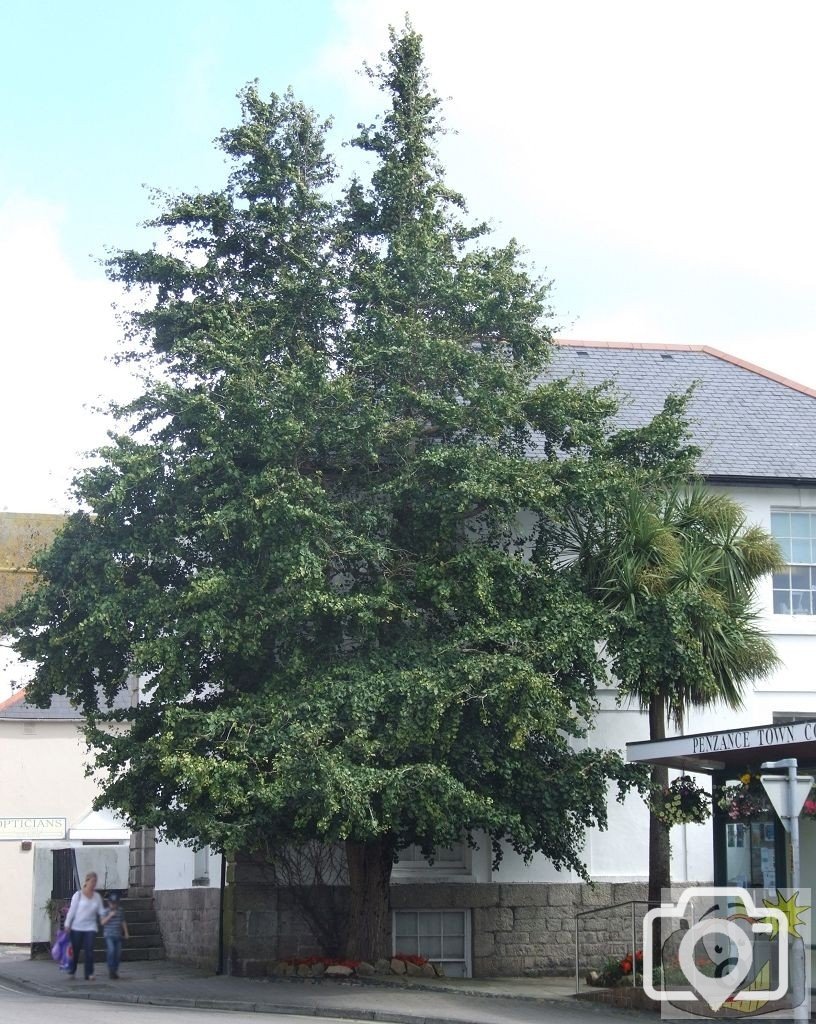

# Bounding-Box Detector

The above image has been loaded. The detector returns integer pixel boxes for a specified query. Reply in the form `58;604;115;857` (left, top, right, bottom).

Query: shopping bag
60;941;73;970
51;929;69;964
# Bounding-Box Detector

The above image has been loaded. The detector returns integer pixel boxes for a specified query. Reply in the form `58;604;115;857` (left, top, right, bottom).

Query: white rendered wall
155;839;222;892
0;718;126;943
493;483;816;886
30;840;128;943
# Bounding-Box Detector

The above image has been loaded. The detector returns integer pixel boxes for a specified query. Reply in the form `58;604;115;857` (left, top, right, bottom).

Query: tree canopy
2;25;700;959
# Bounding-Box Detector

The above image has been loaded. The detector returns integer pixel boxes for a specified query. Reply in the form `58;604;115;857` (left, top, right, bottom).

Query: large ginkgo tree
2;26;699;961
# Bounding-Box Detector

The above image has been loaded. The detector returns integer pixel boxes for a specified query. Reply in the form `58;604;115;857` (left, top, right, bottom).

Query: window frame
770;509;816;616
393;840;469;875
392;908;472;977
192;844;210;886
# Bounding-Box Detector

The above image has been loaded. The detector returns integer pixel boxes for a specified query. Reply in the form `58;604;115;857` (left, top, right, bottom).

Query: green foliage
568;476;781;905
568;482;782;725
2;25;689;885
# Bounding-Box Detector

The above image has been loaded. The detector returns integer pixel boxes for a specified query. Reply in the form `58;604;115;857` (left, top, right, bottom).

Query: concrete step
86;946;166;962
119;898;155;913
94;934;162;951
89;892;166;962
119;909;158;924
127;886;154;900
120;946;166;961
125;920;161;937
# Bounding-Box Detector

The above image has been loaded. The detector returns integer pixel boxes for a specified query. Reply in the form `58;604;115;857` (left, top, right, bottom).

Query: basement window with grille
393;909;471;977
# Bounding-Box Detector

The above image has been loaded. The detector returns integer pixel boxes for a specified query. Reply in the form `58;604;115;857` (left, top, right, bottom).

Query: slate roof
0;688;130;720
540;342;816;482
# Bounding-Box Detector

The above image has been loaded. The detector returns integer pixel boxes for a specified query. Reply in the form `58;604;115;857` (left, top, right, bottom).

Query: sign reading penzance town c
690;721;816;756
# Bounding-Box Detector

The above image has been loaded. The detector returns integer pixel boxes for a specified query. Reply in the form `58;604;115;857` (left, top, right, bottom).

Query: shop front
627;719;816;893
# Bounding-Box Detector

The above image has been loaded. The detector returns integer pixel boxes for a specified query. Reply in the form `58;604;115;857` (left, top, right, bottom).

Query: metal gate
52;847;79;905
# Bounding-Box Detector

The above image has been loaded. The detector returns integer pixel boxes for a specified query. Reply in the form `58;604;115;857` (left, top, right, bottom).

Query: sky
3;0;816;512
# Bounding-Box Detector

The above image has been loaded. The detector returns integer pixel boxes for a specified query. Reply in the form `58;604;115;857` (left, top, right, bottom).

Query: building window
771;510;816;614
193;845;210;885
393;909;471;977
395;842;467;869
726;823;746;848
772;711;813;725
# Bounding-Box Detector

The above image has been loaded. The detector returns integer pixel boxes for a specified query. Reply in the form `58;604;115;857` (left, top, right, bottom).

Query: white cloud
0;198;129;512
322;0;816;384
559;306;674;347
326;1;816;285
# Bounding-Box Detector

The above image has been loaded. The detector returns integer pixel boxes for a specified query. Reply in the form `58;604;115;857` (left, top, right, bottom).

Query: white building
0;688;130;946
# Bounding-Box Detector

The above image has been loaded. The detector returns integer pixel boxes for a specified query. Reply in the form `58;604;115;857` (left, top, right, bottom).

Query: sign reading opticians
0;817;66;840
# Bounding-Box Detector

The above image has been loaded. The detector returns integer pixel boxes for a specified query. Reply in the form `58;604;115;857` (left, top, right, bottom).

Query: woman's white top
65;890;104;931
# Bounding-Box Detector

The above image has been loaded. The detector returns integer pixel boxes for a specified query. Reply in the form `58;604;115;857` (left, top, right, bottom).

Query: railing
574;899;659;995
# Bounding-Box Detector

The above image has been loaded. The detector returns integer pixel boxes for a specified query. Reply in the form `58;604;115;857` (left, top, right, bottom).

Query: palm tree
568;481;782;909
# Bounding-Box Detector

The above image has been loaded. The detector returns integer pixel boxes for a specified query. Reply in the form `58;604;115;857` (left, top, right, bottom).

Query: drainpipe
216;852;226;975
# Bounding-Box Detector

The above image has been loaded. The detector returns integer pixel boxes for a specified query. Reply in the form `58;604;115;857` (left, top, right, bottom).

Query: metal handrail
574;899;661;995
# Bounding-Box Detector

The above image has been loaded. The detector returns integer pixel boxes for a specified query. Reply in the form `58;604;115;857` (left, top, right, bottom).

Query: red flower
394;953;429;967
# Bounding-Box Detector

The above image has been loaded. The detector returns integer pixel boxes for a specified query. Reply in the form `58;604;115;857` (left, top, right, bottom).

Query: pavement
0;946;645;1024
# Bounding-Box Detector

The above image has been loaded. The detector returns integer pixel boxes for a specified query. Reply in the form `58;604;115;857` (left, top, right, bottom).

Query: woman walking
64;871;104;980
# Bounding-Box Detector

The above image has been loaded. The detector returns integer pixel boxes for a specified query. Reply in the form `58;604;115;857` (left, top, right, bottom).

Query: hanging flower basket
648;775;711;826
802;788;816;821
716;772;772;822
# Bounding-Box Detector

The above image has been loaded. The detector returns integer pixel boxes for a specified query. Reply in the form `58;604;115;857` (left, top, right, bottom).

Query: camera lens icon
642;887;789;1012
679;917;767;1011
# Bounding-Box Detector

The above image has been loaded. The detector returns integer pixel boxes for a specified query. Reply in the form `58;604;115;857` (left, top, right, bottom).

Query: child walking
101;892;129;979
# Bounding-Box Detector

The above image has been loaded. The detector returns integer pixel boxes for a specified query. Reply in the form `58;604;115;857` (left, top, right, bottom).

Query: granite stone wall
221;853;649;978
129;827;156;896
391;881;648;976
155;887;222;970
226;853;350;977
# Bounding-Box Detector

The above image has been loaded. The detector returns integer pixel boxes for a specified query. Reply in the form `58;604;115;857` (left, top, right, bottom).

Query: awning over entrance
627;719;816;774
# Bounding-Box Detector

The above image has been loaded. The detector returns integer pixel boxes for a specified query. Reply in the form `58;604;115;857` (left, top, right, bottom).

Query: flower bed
586;949;644;988
270;953;444;979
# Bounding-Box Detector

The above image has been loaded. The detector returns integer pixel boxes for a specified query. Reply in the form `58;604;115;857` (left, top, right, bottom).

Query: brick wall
154;887;221;970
